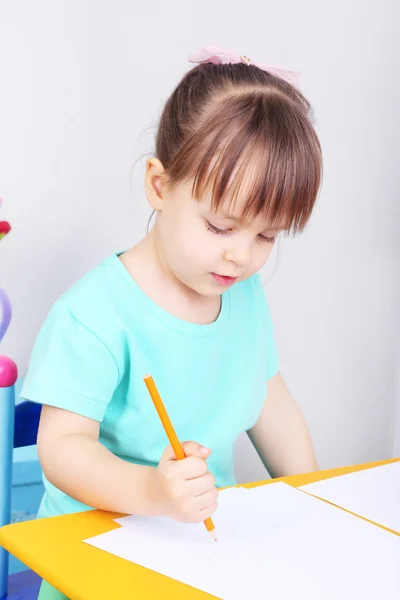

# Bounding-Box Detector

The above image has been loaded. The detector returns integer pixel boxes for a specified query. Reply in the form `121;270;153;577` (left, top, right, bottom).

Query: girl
22;45;322;599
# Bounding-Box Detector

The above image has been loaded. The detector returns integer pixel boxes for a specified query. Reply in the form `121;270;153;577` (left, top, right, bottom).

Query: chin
186;280;223;298
193;285;221;298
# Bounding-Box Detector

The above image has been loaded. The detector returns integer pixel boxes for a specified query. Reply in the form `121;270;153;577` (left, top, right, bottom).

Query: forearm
249;408;317;478
248;374;318;478
39;433;160;515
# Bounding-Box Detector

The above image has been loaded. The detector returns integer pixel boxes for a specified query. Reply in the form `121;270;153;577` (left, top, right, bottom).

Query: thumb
181;441;211;458
160;442;211;463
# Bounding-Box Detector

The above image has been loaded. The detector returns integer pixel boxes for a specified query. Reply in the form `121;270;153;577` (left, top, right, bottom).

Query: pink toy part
0;356;18;387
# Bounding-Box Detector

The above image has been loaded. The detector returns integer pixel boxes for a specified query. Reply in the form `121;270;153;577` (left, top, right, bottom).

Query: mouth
211;273;239;286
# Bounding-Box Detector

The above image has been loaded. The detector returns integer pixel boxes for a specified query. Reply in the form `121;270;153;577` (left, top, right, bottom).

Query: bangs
166;91;322;234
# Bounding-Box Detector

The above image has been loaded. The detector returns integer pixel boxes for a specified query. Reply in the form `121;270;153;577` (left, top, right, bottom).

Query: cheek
252;243;274;269
169;219;212;265
183;228;215;263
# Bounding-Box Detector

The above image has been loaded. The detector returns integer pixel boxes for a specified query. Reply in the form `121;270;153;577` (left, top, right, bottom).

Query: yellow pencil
144;374;217;542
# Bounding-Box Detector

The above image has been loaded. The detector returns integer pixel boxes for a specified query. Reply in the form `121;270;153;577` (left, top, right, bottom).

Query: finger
181;441;211;458
198;501;218;520
187;472;216;494
194;488;218;510
174;456;209;479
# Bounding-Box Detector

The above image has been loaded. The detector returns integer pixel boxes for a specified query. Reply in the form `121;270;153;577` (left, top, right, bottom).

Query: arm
37;405;218;522
248;373;318;478
28;306;216;521
37;405;159;515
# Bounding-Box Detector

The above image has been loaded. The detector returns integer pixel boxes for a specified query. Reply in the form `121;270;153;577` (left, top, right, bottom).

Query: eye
205;220;232;236
257;234;276;244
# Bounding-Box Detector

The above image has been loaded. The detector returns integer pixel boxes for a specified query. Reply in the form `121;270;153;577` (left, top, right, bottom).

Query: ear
145;157;168;211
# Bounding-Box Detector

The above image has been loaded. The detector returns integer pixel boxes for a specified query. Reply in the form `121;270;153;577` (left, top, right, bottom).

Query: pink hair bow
188;45;300;87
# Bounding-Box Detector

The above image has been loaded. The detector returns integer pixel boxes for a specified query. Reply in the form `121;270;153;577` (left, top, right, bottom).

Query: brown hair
155;62;322;234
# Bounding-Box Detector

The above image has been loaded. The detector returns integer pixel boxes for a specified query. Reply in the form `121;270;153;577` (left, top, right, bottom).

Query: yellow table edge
0;458;399;599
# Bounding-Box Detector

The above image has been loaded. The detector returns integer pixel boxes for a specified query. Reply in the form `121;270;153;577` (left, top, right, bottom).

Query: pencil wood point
210;530;217;542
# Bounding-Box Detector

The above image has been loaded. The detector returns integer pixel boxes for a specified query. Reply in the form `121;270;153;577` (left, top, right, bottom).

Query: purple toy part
0;287;12;343
0;355;18;387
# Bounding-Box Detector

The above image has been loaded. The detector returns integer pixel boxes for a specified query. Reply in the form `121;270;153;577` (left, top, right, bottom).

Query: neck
120;230;221;325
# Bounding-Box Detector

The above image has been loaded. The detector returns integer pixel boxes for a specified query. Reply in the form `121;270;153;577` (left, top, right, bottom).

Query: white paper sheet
84;482;400;599
300;462;400;534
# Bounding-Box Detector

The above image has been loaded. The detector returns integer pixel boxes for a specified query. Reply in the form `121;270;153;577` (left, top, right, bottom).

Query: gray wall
0;1;399;483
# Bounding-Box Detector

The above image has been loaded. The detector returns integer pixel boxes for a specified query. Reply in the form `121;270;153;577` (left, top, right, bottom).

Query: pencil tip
210;530;217;542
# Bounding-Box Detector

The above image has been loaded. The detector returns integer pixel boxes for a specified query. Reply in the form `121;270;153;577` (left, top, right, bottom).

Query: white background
0;1;399;482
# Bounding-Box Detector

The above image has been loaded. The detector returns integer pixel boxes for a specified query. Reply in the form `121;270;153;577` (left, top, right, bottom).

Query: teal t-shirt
21;253;279;519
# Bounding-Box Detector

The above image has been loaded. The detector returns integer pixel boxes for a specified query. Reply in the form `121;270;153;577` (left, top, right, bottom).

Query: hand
150;442;218;523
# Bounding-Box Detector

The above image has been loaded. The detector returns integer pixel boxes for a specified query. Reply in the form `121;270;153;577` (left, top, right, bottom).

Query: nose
224;241;252;267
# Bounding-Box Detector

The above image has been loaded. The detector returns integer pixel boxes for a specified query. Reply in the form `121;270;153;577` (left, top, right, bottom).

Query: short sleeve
21;304;119;421
253;275;280;380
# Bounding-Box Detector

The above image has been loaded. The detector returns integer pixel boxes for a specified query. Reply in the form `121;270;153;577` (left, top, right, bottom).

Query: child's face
156;178;285;297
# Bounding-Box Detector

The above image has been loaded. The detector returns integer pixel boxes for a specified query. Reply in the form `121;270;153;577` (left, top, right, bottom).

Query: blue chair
0;355;42;600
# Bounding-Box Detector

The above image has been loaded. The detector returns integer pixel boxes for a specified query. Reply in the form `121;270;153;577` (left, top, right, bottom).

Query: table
0;458;399;599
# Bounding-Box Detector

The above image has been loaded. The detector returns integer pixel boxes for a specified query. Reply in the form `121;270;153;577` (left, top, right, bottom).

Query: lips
211;273;238;286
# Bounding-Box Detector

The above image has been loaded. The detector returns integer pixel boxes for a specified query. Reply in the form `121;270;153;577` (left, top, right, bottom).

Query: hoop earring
147;210;157;234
